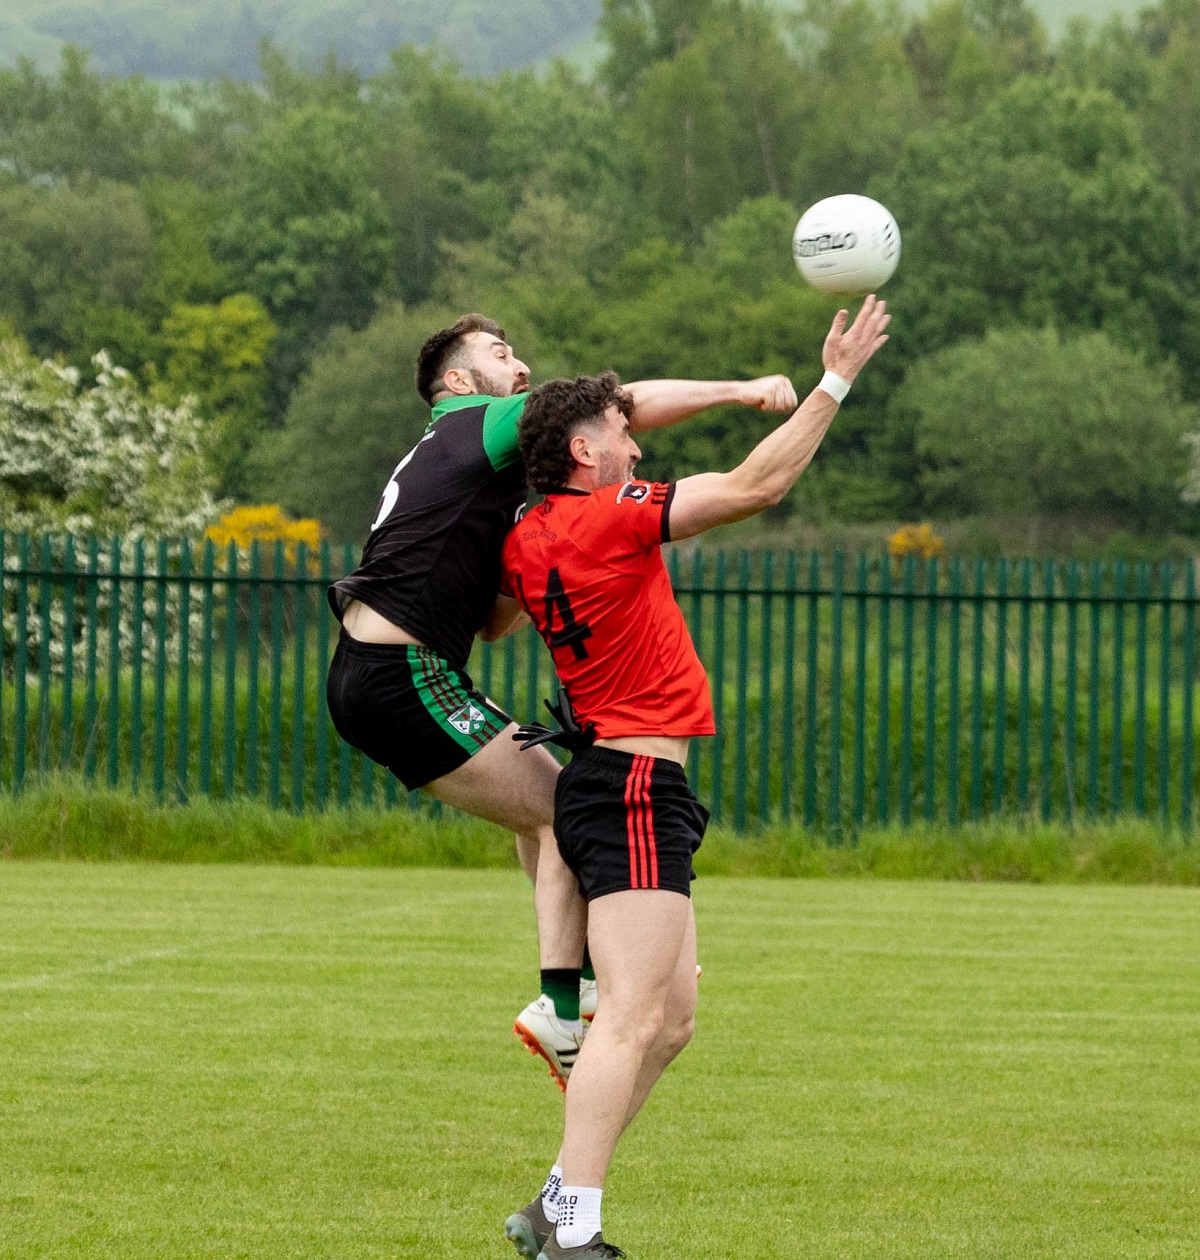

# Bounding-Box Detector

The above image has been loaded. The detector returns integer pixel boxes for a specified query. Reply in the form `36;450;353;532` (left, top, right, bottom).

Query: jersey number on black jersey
370;430;437;532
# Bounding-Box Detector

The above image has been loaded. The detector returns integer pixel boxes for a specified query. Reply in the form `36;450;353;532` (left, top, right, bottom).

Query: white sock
540;1165;563;1225
555;1185;602;1248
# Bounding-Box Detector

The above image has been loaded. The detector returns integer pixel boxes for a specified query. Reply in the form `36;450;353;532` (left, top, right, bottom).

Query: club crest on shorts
448;701;488;736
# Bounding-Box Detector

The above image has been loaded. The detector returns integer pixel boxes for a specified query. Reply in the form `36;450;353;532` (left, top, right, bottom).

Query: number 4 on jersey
544;567;592;660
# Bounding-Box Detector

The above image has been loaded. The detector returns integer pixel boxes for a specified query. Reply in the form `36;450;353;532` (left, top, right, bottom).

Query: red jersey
501;481;715;739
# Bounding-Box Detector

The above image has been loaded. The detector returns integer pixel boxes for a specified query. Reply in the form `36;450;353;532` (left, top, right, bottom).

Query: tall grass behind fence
1;532;1197;833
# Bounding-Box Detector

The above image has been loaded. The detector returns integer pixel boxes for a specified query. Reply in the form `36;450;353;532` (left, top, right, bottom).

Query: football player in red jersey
500;296;890;1260
326;313;802;1092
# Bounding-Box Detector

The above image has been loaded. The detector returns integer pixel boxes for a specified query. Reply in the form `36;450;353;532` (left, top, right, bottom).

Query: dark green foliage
0;178;156;359
874;76;1200;378
899;325;1200;527
0;3;1199;543
211;101;393;413
0;45;187;183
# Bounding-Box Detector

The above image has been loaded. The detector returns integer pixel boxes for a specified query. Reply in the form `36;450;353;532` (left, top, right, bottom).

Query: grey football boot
536;1232;626;1259
503;1196;553;1260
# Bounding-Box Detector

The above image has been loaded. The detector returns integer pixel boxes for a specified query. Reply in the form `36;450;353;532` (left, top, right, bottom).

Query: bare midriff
594;735;689;767
340;599;425;646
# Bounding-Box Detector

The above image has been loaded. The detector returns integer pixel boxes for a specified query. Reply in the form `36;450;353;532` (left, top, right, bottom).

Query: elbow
724;472;784;517
752;480;789;512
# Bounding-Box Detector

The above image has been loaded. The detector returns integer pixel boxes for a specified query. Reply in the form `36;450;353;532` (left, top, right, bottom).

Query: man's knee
599;1001;668;1057
657;1007;694;1063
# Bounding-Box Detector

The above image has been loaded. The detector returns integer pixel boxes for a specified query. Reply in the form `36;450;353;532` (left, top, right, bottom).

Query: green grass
1;863;1197;1258
3;776;1199;885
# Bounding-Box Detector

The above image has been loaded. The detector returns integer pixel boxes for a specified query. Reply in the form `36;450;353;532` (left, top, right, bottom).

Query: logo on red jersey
616;481;651;504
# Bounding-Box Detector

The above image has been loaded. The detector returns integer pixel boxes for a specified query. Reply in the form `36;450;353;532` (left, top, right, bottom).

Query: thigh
424;722;561;836
586;888;692;1009
660;899;698;1026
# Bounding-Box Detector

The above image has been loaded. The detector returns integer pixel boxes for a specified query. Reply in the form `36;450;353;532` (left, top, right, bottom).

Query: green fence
1;532;1197;832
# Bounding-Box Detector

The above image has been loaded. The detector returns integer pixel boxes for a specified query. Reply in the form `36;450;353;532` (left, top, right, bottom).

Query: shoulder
582;481;674;549
609;481;671;507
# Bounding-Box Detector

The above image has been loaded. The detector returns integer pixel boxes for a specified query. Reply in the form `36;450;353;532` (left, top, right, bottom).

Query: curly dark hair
518;372;634;493
414;313;505;405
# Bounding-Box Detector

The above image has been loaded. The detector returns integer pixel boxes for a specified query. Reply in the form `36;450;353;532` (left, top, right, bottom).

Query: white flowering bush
0;341;221;537
1;340;227;678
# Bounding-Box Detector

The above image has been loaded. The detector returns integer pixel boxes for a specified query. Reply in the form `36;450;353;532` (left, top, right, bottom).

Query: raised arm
623;375;798;432
666;296;891;542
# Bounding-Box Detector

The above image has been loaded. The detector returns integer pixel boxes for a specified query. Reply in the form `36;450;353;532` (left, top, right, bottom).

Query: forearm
479;594;530;642
624;379;750;431
727;384;841;509
668;382;842;540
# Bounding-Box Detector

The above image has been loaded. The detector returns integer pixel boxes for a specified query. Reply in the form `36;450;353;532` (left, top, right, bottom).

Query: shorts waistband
574;744;689;782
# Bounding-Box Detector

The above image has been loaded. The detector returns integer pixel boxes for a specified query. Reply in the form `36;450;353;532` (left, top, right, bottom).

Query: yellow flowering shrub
205;505;322;569
886;522;946;562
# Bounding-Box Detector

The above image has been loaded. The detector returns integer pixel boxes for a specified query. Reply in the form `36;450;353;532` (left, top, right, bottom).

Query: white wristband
818;371;851;403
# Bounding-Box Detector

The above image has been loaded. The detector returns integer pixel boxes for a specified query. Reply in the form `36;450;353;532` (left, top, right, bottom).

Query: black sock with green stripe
541;969;581;1023
581;945;595;984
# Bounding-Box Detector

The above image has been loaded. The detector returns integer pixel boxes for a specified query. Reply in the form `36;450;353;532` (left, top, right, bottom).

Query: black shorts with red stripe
553;746;710;901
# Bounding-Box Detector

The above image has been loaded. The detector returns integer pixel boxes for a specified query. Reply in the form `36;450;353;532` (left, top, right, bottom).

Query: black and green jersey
328;393;527;670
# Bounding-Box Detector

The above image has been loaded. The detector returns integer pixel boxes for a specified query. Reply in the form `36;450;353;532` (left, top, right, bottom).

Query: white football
792;194;901;295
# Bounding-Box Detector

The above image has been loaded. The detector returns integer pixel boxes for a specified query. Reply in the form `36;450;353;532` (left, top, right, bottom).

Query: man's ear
442;367;475;396
569;430;596;469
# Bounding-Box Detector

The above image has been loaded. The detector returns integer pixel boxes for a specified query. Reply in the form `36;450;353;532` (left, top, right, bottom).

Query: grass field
1;863;1197;1258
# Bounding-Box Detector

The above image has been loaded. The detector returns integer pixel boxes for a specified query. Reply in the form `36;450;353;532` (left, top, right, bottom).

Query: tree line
1;0;1199;550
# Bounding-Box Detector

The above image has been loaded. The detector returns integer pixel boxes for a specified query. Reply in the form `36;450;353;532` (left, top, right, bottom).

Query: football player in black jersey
326;313;799;1090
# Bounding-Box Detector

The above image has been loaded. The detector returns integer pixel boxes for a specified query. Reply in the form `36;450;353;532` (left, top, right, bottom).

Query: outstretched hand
822;295;891;384
739;374;799;413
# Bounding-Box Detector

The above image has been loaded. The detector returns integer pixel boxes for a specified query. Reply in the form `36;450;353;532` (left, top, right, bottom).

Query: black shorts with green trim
326;633;512;790
554;746;710;902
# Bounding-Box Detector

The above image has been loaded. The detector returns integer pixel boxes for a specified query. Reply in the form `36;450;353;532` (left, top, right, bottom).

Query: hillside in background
0;0;1143;80
0;0;602;78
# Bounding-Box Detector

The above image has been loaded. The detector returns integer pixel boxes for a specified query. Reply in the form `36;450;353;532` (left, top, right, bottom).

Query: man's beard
473;368;527;397
598;453;637;488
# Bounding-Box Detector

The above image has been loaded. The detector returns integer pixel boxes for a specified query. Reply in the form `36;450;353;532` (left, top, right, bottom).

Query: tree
211;102;393;413
364;52;631;307
1052;12;1153;109
873;77;1200;393
785;0;926;198
902;0;1047;122
139;180;231;312
482;62;633;228
897;325;1199;532
619;3;806;241
0;338;225;676
160;295;277;500
598;0;726;101
265;303;457;542
0;46;186;184
0;178;156;359
1141;20;1200;213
